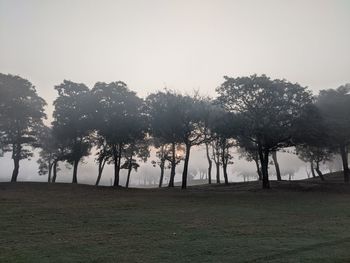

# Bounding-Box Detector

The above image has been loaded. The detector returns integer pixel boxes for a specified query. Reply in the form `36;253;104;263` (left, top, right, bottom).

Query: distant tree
175;94;206;189
295;145;332;181
0;73;46;182
91;81;146;187
293;103;333;181
146;91;184;187
316;85;350;182
237;139;262;180
122;139;150;188
52;80;93;184
93;135;111;186
217;74;312;189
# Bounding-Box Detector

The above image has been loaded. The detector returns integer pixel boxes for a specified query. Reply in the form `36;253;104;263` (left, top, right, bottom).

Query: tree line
1;73;349;189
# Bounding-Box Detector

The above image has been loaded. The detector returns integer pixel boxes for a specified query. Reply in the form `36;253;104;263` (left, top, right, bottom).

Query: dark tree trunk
11;143;21;182
315;161;325;181
181;143;191;189
310;162;316;178
158;161;165;188
205;142;212;184
48;161;53;183
11;157;20;182
168;142;176;187
113;144;122;187
272;151;282;181
95;158;107;186
126;161;132;188
258;144;270;189
72;159;79;184
221;146;229;185
254;158;262;180
52;160;58;183
340;145;349;183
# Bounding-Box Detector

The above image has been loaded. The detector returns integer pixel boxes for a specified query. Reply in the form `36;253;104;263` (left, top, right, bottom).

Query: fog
0;0;349;185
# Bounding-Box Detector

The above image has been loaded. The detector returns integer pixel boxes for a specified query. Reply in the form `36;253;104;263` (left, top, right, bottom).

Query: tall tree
217;74;312;189
146;91;184;187
52;80;93;184
91;81;146;187
0;73;46;182
316;85;350;182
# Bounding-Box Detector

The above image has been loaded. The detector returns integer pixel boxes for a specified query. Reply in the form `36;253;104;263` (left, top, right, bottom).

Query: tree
93;135;111;186
175;94;206;189
0;73;46;182
316;85;350;182
52;80;93;184
217;74;312;189
91;81;146;187
295;145;332;181
122;140;150;188
146;90;184;187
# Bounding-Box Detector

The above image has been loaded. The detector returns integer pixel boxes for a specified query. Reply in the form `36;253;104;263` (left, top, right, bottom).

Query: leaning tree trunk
158;161;165;188
205;142;212;184
168;142;176;187
254;158;262;180
181;143;191;189
340;145;349;183
11;157;20;182
126;161;132;188
95;158;107;186
72;159;79;184
52;160;58;183
272;151;282;181
315;161;325;181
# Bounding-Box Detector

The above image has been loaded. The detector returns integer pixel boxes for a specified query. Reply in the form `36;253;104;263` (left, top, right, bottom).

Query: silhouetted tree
122;140;150;188
217;74;312;189
146;91;184;187
91;81;146;187
52;80;93;184
316;85;350;182
0;73;46;182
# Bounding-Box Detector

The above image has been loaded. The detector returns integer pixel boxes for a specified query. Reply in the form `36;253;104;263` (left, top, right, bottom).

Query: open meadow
1;173;349;263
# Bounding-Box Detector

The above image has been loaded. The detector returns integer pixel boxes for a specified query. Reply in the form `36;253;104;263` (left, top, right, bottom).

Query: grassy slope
0;173;350;263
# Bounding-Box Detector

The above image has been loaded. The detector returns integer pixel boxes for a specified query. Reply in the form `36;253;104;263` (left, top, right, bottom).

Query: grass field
0;173;350;262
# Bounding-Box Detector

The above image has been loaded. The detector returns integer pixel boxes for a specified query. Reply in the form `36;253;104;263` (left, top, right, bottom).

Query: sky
0;0;349;184
1;0;350;115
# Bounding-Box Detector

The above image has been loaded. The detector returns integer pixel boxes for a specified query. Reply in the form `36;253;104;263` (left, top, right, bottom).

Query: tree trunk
11;143;21;182
310;162;316;178
272;151;282;181
221;147;229;185
72;159;79;184
205;142;212;184
158;161;165;188
11;157;20;182
340;145;349;183
168;142;176;187
181;143;191;189
254;158;262;180
315;161;325;181
52;160;58;183
48;161;53;183
113;144;122;187
95;158;107;186
258;144;270;189
126;161;132;188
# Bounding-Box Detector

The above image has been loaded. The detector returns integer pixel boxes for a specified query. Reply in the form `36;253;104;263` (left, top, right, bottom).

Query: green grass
0;174;350;262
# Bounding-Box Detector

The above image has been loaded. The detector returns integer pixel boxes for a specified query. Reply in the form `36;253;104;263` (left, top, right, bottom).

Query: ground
0;173;350;263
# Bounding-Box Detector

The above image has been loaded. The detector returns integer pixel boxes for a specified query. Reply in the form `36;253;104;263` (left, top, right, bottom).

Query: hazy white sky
1;0;350;117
